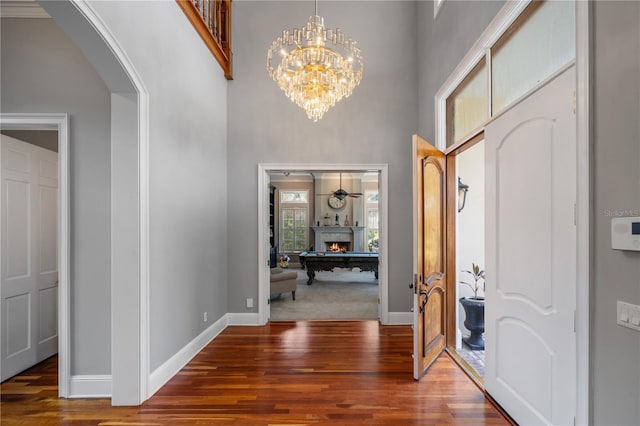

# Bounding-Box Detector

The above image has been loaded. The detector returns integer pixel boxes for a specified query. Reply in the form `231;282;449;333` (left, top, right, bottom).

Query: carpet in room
269;268;379;321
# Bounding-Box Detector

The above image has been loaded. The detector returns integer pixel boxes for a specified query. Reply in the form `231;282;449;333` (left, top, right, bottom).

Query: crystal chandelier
266;1;363;122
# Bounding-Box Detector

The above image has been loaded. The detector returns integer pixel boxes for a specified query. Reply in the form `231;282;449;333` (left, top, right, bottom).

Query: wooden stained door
412;135;446;380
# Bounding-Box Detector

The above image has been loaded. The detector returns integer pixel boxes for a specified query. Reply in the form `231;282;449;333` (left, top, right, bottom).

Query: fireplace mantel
311;226;365;252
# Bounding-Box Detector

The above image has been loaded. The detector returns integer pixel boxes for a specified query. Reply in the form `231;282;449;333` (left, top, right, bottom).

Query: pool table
298;251;379;285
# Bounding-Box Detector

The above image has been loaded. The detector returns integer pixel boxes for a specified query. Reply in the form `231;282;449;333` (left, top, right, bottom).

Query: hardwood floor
1;321;508;425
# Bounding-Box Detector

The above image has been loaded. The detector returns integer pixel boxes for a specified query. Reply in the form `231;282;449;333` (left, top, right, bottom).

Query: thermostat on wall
611;217;640;251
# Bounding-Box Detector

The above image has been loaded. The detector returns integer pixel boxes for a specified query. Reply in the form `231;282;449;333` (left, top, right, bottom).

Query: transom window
280;190;308;203
441;0;575;149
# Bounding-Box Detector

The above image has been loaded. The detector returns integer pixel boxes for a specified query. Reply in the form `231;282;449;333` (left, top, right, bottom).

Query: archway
38;0;149;405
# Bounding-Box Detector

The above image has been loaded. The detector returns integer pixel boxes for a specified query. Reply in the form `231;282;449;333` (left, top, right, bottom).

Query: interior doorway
0;131;59;382
267;170;380;321
257;164;389;325
0;114;69;395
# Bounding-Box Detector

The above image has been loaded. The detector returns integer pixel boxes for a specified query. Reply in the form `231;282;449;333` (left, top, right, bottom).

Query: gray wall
227;1;419;313
1;18;112;375
592;2;640;424
89;1;229;372
417;0;505;141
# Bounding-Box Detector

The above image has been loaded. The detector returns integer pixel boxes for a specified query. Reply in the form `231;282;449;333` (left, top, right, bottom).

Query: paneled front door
412;135;447;380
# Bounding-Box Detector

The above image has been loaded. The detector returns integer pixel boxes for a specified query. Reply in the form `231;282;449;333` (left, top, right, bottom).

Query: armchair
270;267;297;300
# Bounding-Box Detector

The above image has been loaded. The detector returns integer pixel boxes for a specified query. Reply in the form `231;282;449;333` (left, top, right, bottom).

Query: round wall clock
328;195;346;209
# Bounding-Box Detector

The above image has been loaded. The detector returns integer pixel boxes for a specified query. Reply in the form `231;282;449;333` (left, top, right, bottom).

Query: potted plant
459;263;485;350
279;255;291;269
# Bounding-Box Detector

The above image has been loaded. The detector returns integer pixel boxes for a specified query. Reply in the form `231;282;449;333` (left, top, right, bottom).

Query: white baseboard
148;314;229;398
226;313;260;325
387;311;412;325
68;375;112;398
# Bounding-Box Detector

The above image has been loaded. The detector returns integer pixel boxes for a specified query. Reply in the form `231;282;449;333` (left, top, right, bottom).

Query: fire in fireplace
326;242;350;252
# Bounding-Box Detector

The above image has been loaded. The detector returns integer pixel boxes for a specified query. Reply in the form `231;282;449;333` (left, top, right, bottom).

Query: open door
412;135;447;380
1;135;59;381
484;66;576;424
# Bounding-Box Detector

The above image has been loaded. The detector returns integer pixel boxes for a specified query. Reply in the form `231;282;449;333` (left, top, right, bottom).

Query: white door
484;67;576;425
1;135;59;381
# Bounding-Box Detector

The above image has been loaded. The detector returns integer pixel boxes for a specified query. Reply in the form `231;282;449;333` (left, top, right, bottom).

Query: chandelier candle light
266;0;363;122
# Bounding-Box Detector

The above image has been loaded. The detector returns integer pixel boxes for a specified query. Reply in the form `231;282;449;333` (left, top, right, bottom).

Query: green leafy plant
460;263;485;299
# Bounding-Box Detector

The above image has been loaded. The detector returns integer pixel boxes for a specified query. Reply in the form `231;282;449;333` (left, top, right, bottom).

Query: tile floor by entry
458;343;486;378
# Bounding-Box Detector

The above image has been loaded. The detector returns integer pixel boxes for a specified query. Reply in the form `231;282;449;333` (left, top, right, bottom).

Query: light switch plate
617;301;640;332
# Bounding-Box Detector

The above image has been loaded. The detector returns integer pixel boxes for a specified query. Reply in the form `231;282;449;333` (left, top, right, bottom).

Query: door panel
412;135;446;380
39;186;58;274
39;286;58;342
5;293;31;358
6;180;30;279
1;135;58;381
485;67;576;425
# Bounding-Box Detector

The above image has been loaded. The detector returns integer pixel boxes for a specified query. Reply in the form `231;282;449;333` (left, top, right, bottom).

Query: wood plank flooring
1;321;508;425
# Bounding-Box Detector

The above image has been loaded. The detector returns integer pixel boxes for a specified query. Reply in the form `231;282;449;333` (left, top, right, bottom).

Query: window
439;0;576;150
282;208;307;252
491;1;575;114
365;190;379;252
280;190;308;203
366;209;379;252
446;59;488;147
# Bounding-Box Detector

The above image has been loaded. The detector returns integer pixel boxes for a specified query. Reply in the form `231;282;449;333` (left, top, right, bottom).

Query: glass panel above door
446;59;488;147
491;1;575;114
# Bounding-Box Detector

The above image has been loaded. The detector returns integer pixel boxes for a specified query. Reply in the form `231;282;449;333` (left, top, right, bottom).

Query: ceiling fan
316;172;363;200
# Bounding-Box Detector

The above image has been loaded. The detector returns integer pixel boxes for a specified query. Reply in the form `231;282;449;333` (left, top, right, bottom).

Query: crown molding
1;1;50;19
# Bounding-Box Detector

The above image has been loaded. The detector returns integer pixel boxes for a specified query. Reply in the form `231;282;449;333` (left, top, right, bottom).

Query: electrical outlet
246;298;254;308
203;312;208;322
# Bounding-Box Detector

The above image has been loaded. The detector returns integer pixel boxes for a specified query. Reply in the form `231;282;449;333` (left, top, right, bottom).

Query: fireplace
326;241;350;252
312;225;364;252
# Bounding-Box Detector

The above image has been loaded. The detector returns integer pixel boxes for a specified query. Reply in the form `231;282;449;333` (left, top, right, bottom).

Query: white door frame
257;163;389;325
0;113;70;397
433;1;590;423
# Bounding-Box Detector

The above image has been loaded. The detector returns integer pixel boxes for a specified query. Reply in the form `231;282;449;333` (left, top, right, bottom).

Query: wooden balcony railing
177;0;233;80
